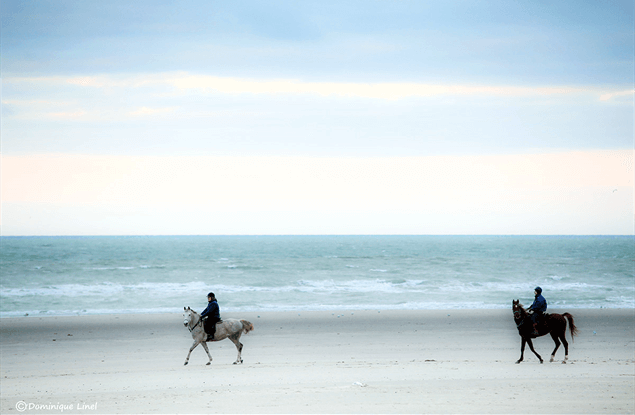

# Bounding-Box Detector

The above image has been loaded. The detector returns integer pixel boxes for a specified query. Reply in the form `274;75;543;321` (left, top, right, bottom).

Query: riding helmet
534;286;542;295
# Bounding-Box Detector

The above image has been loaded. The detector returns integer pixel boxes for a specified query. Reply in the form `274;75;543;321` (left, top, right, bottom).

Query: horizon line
1;234;632;238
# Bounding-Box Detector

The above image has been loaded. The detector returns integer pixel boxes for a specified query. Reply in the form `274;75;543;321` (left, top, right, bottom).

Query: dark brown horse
512;300;578;364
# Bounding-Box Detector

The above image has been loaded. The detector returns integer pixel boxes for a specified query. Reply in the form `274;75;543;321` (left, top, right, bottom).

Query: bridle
513;306;526;328
185;311;203;333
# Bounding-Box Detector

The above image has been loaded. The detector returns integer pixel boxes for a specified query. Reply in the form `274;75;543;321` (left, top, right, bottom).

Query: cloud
47;110;88;119
6;75;149;89
66;77;108;87
599;89;634;102
128;107;176;117
162;74;592;100
2;99;74;106
5;72;611;101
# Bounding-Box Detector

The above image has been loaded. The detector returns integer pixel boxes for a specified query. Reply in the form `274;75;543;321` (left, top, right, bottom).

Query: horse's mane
185;308;201;319
513;301;528;318
513;300;525;309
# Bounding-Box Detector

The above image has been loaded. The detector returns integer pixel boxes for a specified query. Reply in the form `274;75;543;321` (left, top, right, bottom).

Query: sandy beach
1;309;633;414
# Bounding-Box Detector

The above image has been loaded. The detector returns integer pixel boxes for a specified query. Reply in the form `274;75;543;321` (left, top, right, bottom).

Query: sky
1;0;633;235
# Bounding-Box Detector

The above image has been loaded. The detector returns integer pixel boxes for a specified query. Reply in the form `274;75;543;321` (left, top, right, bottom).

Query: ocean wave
0;281;210;298
86;265;165;271
0;307;185;318
1;278;621;299
547;275;564;281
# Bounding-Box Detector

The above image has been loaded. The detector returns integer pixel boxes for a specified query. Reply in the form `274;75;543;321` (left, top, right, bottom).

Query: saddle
526;312;548;328
520;311;540;324
203;317;222;339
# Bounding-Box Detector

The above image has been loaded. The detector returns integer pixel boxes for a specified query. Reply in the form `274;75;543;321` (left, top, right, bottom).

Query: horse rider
201;292;221;340
527;286;547;336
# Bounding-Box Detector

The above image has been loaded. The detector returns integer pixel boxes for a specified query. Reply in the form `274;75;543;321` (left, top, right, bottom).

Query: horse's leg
549;332;561;363
184;340;200;366
526;338;543;364
201;341;213;366
516;337;526;364
560;332;570;364
228;333;244;364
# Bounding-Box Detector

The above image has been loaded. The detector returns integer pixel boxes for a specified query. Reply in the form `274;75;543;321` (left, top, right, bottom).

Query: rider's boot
531;323;539;337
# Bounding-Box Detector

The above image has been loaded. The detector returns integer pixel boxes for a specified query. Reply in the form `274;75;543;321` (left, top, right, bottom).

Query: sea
0;235;633;318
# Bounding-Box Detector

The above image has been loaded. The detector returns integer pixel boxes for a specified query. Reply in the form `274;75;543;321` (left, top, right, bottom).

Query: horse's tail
562;312;578;341
240;320;254;334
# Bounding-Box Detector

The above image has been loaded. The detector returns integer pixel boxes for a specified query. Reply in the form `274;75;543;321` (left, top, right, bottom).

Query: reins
186;311;203;333
513;307;526;329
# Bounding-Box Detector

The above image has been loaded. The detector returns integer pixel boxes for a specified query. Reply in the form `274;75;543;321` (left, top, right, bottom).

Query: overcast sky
1;0;633;235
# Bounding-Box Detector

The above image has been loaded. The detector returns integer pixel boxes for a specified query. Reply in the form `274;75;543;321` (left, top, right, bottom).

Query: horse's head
183;306;195;327
512;299;526;320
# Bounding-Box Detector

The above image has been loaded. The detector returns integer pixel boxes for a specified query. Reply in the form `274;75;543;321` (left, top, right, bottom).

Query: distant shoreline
2;234;634;237
2;306;632;320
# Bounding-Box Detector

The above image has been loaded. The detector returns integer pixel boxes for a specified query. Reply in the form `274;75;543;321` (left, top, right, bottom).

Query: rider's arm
200;303;211;317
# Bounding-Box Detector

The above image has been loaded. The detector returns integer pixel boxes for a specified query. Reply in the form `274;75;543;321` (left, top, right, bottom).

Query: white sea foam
0;278;626;300
0;281;211;298
5;295;633;319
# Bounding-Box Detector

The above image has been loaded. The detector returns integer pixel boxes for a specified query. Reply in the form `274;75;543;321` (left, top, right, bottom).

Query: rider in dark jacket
201;292;221;340
528;286;547;335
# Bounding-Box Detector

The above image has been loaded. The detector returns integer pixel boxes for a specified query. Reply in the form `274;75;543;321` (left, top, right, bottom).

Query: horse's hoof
515;360;521;364
184;362;188;366
539;360;544;364
561;361;567;364
206;362;211;366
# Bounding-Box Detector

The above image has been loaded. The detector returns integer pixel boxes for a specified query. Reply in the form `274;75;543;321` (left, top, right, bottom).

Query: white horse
182;306;254;366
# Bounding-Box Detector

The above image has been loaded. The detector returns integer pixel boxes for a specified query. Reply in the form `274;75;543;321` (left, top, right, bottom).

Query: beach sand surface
1;309;633;414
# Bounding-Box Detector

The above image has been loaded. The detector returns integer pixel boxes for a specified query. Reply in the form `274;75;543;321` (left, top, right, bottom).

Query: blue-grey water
1;236;633;317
